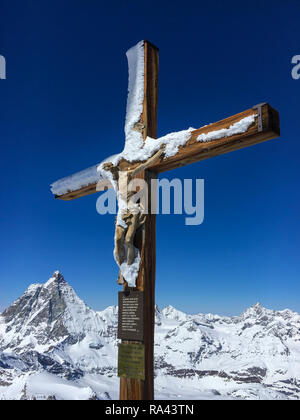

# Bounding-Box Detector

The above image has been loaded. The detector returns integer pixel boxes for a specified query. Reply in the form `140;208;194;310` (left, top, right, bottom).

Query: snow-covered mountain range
0;271;299;400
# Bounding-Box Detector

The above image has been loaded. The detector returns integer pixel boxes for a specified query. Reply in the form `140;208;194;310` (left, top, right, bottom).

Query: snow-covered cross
50;40;280;400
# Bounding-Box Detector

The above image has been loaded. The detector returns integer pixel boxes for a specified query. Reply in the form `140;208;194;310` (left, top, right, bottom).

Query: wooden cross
51;40;280;400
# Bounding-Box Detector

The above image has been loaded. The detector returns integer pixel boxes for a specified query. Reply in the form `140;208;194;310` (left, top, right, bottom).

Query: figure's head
103;162;119;180
102;162;113;170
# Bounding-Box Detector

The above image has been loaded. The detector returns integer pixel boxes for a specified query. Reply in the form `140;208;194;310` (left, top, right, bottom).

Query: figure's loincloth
115;207;146;228
122;210;134;225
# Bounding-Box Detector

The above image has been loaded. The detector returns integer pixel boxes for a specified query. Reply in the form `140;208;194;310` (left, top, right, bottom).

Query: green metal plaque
118;343;145;381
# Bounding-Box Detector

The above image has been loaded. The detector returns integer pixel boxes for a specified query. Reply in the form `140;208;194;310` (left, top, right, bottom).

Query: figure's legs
125;213;139;265
115;225;126;266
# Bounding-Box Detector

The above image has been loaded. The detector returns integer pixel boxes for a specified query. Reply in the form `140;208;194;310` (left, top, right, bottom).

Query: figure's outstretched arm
129;145;165;178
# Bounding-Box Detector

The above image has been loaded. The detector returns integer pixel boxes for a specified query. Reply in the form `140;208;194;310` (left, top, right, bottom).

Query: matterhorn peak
44;270;66;288
51;270;65;282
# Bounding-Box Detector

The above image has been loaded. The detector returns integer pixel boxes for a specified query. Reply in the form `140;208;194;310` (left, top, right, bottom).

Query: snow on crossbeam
149;103;280;174
50;155;117;199
50;103;279;201
50;164;100;198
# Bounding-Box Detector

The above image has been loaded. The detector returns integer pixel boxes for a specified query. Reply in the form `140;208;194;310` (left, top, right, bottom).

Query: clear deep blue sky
1;0;299;316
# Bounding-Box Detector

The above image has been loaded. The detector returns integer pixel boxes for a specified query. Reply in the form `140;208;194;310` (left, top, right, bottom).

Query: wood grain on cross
51;41;280;400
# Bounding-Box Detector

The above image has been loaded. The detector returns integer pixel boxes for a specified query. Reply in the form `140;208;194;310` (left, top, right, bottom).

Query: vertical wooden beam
141;41;159;141
119;40;159;401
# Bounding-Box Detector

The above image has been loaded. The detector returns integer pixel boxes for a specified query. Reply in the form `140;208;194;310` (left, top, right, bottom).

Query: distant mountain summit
161;305;188;322
0;272;299;400
1;271;95;352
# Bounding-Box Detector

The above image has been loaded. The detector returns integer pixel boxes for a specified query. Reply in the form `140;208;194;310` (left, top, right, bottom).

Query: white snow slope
0;272;299;400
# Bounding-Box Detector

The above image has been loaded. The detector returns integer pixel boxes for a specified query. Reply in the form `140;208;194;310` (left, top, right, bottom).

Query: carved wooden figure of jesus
103;146;165;284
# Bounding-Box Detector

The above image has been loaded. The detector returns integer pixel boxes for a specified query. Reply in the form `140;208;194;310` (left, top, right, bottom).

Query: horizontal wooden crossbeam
54;103;279;201
149;103;280;173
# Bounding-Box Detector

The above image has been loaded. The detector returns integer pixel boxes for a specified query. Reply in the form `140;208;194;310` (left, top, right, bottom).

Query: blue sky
0;0;299;316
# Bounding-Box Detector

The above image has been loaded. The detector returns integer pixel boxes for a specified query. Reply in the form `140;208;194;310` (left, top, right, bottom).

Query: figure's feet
117;272;125;285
